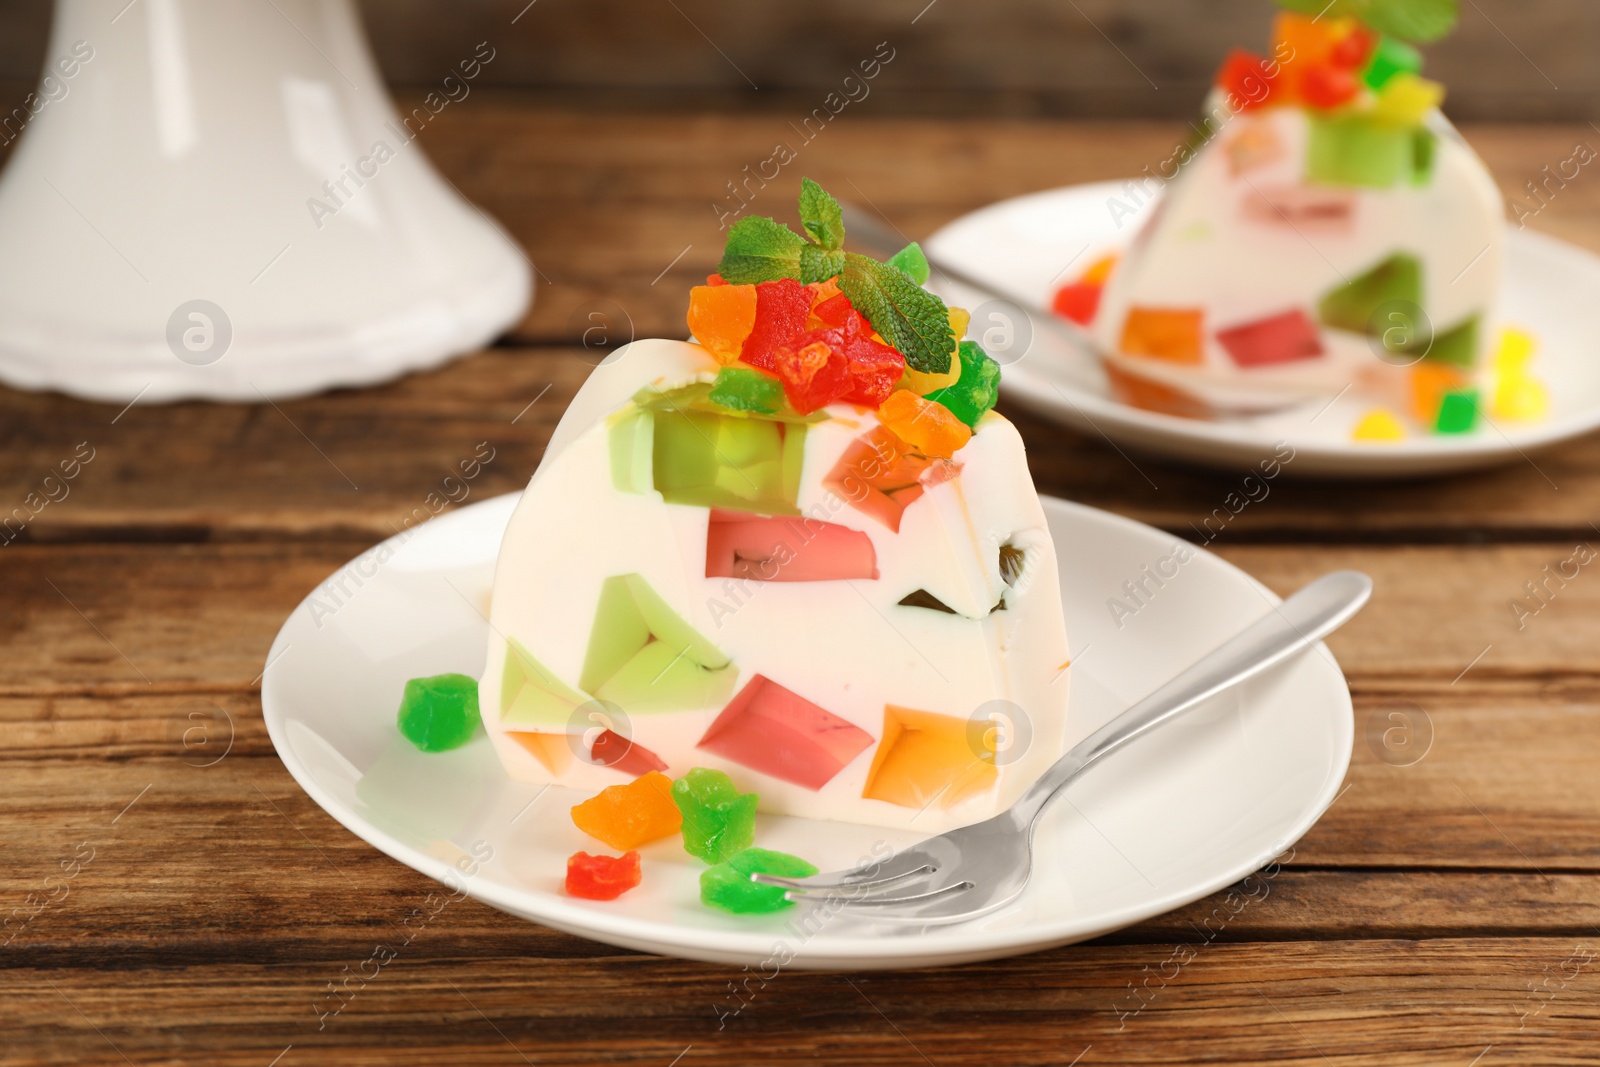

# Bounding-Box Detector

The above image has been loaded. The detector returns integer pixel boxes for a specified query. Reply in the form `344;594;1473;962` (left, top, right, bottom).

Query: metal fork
752;570;1373;924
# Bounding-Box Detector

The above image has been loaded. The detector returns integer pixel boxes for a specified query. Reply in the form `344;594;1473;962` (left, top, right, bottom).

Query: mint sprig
798;178;845;251
717;216;804;284
839;252;954;375
1273;0;1458;42
799;245;845;284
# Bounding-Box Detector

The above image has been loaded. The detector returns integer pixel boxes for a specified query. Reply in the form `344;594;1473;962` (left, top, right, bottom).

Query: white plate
262;492;1353;970
926;181;1600;477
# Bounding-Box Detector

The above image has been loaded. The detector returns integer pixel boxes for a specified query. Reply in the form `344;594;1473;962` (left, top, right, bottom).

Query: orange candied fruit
877;390;971;459
687;284;758;365
570;770;683;850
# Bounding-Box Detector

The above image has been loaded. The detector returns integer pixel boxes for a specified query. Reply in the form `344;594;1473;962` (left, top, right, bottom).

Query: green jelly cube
1424;315;1482;370
397;673;481;752
1435;389;1480;434
608;406;655;495
1318;253;1423;336
1411;128;1436;186
501;639;591;726
924;340;1001;428
580;574;736;714
700;847;818;914
1363;35;1423;90
708;366;784;415
653;408;804;514
1307;115;1411;189
672;768;760;864
887;242;931;285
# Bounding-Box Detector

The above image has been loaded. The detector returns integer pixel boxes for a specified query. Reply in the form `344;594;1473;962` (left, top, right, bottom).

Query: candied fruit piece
740;278;813;370
708;365;784;415
1082;254;1119;285
1352;408;1406;442
924;341;1001;427
688;284;758;365
1273;12;1343;92
878;390;972;459
1363;34;1423;90
812;292;864;331
697;674;874;790
1216;309;1325;368
1300;63;1362;109
396;673;481;752
1215;49;1279;111
705;510;878;582
1493;327;1537;371
706;273;727;286
700;847;818;914
901;305;969;395
501;639;592;727
863;705;997;810
773;334;854;415
1119;306;1205;365
580;574;736;713
586;729;668;776
1330;25;1376;70
1493;376;1549;422
565;850;642;901
1318;253;1423;335
824;426;948;532
842;335;907;408
1052;281;1102;326
1307;115;1410;189
1435;389;1480;434
671;767;759;864
1373;74;1444;127
570;770;683;850
1409;363;1469;425
887;242;931;285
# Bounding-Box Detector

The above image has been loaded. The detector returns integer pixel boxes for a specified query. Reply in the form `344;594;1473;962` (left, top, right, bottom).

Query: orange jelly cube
687;284;758;365
878;390;972;459
1120;306;1205;365
570;770;683;850
1409;363;1469;425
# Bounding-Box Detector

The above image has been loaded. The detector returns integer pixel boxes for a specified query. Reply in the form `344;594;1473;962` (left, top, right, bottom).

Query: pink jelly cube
585;729;668;777
1216;308;1326;368
704;510;878;582
697;675;873;790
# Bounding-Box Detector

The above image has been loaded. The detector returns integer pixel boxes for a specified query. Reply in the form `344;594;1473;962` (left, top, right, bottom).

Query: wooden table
6;105;1600;1066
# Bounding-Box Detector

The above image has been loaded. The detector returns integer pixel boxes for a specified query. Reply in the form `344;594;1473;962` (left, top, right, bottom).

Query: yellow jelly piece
1493;375;1550;422
900;307;966;394
1372;74;1445;127
1351;408;1406;442
862;706;997;810
1492;326;1537;372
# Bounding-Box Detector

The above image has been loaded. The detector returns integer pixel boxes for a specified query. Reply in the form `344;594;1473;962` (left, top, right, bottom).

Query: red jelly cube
565;850;642;901
740;278;813;370
824;426;953;532
697;675;874;790
585;729;668;776
1300;63;1361;110
773;333;854;414
1216;308;1325;368
1052;282;1103;326
705;510;878;582
1216;49;1279;111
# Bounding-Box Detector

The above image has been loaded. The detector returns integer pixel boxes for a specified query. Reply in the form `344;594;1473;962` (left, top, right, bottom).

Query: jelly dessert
481;180;1070;832
1067;0;1540;435
565;850;642;901
396;673;480;752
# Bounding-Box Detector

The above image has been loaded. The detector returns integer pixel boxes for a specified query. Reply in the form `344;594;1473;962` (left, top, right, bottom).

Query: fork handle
1012;570;1372;826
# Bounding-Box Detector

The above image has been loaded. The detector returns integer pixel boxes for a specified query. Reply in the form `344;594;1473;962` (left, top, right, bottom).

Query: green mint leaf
717;216;804;283
797;178;845;251
799;245;845;284
1273;0;1457;42
838;252;954;375
887;242;931;285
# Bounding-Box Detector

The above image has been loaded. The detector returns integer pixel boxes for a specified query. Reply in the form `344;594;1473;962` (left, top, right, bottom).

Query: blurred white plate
262;491;1353;969
926;181;1600;477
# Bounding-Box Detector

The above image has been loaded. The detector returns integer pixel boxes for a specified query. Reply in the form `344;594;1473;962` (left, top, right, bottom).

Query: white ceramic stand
0;0;531;403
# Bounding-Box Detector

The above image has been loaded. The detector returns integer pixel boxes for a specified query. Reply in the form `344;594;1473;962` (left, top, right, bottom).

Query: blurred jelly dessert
481;180;1070;832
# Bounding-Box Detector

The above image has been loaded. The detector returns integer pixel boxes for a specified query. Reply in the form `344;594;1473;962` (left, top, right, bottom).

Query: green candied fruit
700;847;818;914
1318;253;1423;336
1435;389;1480;435
1363;35;1423;90
1307;114;1411;189
708;366;784;416
887;242;931;285
396;673;481;751
671;768;759;864
924;340;1001;428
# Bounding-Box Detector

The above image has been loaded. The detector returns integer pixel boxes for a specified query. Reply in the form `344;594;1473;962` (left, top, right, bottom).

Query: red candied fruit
1216;49;1279;112
1300;63;1361;109
706;273;728;287
1329;27;1376;70
774;335;853;414
565;850;642;901
841;335;905;407
740;278;813;370
1052;282;1103;326
813;292;869;332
